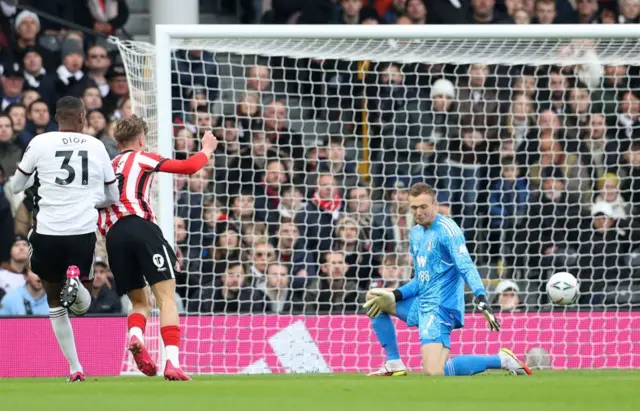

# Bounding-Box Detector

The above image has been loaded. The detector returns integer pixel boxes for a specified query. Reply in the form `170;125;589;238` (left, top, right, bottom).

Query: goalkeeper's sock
371;313;401;361
444;355;501;376
161;325;181;367
50;307;83;374
127;312;147;343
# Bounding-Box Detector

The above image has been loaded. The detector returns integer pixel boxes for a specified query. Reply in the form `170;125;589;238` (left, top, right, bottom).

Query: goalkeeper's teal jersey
398;214;486;328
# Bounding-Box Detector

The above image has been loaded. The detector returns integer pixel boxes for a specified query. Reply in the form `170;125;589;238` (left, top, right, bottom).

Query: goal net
114;25;640;374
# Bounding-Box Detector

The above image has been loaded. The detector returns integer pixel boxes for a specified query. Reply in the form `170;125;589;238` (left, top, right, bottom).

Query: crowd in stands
1;0;640;317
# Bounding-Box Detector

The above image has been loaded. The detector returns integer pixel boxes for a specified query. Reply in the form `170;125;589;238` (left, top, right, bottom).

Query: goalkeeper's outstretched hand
476;295;500;331
363;289;396;319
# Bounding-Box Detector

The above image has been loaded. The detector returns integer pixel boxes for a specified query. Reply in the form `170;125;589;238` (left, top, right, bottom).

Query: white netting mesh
115;34;640;374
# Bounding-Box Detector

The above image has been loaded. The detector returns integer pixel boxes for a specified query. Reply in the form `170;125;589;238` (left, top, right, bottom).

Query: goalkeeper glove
476;295;500;332
363;289;398;319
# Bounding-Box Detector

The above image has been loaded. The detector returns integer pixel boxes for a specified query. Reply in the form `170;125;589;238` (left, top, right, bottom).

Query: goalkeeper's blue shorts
396;297;453;349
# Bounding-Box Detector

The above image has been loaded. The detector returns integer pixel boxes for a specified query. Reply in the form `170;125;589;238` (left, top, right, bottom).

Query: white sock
165;345;180;367
386;359;405;370
128;327;144;343
70;284;91;315
49;307;83;374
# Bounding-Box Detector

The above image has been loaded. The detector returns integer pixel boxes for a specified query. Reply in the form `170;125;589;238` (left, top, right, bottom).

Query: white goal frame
153;23;640;245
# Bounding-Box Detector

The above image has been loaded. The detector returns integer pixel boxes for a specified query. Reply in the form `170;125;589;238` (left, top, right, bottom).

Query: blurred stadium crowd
1;0;640;318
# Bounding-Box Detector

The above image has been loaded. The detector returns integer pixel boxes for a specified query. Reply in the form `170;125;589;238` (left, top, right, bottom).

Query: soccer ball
546;272;579;305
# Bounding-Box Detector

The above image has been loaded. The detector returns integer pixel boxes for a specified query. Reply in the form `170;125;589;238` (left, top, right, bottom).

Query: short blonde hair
113;115;148;144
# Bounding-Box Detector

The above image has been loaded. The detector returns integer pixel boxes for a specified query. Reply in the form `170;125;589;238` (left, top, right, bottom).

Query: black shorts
106;215;179;296
28;230;96;283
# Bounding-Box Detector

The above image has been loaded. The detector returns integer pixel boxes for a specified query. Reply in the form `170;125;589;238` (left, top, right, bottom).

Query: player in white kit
10;96;119;382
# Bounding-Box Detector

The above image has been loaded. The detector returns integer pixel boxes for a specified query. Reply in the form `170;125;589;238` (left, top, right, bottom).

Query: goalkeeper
364;183;532;377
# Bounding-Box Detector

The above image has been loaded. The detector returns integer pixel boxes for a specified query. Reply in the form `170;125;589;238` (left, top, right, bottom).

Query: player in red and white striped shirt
101;115;217;381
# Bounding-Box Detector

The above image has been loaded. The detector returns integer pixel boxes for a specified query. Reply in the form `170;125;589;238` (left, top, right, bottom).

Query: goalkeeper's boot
499;348;532;376
60;265;81;309
164;360;191;381
367;360;408;377
68;372;85;382
129;335;158;377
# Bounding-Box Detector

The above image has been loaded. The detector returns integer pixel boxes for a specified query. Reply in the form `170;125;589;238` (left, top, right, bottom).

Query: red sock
160;325;180;347
127;313;147;333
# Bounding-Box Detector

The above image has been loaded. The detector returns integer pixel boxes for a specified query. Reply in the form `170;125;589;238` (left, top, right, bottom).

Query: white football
546;272;579;305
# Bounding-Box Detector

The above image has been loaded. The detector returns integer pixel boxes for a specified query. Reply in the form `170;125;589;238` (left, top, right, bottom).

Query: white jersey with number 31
16;132;117;236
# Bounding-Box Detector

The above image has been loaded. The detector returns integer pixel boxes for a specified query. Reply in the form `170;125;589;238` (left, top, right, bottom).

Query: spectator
0;268;47;316
487;156;529;263
457;64;500;140
174;127;197;160
0;113;21;178
6;103;26;138
492;279;523;312
369;253;409;289
22;48;55;109
443;121;490;251
592;173;629;220
540;66;570;115
10;10;56;71
253;158;290;230
75;0;130;35
292;172;343;281
195;229;241;284
20;88;39;109
235;92;262;131
345;185;394;256
0;186;14;266
304;251;364;314
238;128;278;186
384;179;413;255
171;49;219;114
340;0;363;24
56;38;93;98
515;167;582;277
193;261;263;314
574;0;599;23
333;215;375;288
469;0;511;23
248;237;276;280
0;235;29;294
81;85;103;111
263;99;304;162
257;262;293;313
619;140;640;215
534;0;557;23
505;0;524;17
84;44;111;97
212;117;243;201
102;63;128;117
112;95;132;119
577;202;638;305
406;0;427;24
87;109;118;158
578;113;617;198
514;8;531;23
1;62;24;111
274;221;303;267
278;185;306;223
383;0;407;22
618;0;640;23
88;258;121;314
17;99;55;150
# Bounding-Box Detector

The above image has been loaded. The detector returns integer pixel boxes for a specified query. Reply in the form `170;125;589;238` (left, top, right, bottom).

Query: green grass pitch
2;371;639;411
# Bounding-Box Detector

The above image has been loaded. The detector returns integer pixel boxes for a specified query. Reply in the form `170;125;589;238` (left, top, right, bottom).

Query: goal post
113;25;640;374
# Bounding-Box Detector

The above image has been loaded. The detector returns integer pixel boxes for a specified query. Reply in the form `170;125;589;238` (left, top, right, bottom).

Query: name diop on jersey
62;136;88;145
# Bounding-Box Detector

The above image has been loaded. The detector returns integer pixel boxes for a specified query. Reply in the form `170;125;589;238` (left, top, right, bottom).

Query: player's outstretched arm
148;130;218;175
